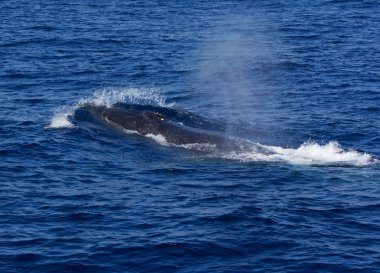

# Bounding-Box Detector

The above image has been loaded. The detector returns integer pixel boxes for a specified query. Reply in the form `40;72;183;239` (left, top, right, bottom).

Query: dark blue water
1;1;380;272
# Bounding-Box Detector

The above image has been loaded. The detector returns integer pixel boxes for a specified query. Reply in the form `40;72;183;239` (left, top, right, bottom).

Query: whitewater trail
224;141;375;166
146;132;375;166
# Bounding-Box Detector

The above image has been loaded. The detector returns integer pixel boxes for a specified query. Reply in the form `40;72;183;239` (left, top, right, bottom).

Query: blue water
1;0;380;272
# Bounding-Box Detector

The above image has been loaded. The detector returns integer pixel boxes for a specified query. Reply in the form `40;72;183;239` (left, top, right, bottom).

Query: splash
223;141;375;167
47;87;172;129
47;106;76;129
78;87;173;108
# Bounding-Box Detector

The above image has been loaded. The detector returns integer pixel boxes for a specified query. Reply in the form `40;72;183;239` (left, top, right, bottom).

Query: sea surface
1;0;380;272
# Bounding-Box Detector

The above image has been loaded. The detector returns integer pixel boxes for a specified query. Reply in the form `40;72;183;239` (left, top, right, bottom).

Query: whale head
82;104;166;135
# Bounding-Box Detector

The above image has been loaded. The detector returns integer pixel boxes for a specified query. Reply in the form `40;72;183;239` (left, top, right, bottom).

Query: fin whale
82;104;257;152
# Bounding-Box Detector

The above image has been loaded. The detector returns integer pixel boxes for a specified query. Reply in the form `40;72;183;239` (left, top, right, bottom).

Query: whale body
82;104;256;152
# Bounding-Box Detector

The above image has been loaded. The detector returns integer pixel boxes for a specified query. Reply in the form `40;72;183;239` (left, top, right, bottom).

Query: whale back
82;104;245;151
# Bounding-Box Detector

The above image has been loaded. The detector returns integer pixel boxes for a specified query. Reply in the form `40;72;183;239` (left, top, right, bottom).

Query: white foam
46;107;75;129
223;141;375;166
144;137;375;166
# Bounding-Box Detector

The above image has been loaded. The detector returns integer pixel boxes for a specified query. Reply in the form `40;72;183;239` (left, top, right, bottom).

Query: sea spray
191;14;278;129
79;87;173;108
47;87;173;129
47;106;76;129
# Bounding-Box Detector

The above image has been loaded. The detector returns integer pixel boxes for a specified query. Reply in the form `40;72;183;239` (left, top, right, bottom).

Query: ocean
1;0;380;272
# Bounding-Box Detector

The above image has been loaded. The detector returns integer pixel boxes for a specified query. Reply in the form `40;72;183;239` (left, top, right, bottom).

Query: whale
82;104;259;152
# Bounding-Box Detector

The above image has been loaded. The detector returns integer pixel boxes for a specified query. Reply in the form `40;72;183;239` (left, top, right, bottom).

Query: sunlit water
1;1;380;272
